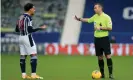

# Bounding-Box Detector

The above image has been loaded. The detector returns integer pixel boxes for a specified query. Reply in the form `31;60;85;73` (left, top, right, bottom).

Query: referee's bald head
94;3;103;9
94;3;103;14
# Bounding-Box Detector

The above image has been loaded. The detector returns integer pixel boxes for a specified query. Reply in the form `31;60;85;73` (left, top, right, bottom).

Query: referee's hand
95;26;101;30
75;15;81;21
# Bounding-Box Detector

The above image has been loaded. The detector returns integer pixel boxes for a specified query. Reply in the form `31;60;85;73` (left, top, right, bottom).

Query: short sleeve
87;15;95;23
106;16;112;28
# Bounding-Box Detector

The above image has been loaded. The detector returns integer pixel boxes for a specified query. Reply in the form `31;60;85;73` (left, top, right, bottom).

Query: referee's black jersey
15;13;42;35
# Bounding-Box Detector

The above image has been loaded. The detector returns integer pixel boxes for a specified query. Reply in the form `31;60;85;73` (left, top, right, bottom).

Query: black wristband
78;18;81;21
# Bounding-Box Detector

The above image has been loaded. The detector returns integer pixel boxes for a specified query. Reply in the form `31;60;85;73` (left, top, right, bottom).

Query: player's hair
94;3;103;9
24;3;34;11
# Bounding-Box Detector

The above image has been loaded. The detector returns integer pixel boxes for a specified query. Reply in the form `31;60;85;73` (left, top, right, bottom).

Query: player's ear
30;8;32;11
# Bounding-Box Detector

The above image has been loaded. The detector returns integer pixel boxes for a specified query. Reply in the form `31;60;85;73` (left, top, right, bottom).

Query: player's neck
25;12;31;16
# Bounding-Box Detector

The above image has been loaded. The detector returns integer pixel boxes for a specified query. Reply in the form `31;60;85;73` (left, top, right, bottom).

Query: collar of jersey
97;12;105;16
23;13;31;17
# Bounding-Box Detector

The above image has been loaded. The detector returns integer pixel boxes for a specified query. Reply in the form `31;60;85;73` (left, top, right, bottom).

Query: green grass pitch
1;54;133;80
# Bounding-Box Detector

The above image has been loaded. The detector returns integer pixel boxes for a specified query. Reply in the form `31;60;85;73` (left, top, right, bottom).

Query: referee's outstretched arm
74;15;112;31
75;15;89;22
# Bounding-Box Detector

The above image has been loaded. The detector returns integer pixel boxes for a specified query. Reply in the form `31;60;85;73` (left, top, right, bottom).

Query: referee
75;3;114;79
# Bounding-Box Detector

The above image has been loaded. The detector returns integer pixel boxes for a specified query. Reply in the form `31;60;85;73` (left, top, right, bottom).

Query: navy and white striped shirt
15;13;42;35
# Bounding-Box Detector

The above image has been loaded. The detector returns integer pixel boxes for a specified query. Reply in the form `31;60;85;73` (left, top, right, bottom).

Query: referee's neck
98;11;103;16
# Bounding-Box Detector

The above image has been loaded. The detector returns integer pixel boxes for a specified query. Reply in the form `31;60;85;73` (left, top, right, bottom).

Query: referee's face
94;5;102;14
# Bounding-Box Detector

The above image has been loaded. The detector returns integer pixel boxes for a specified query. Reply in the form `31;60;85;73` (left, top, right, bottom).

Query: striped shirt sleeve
26;17;43;33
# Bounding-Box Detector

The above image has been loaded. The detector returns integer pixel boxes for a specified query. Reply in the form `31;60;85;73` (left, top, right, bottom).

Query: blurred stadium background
1;0;133;55
1;0;133;80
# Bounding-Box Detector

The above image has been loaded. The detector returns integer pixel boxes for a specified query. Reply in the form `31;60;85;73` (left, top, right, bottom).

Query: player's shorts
94;36;111;56
19;34;37;55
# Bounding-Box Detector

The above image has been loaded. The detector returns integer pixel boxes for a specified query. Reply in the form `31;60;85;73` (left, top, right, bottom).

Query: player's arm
26;18;46;33
28;25;47;33
74;15;94;23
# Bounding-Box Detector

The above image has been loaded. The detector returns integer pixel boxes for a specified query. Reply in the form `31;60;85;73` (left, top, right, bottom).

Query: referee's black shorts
94;36;111;56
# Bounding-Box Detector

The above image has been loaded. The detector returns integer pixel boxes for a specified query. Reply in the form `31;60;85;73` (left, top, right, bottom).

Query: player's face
30;6;35;16
94;5;102;14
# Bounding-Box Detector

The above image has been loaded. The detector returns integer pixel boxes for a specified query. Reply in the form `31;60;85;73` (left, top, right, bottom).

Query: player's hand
75;15;81;21
40;25;47;30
